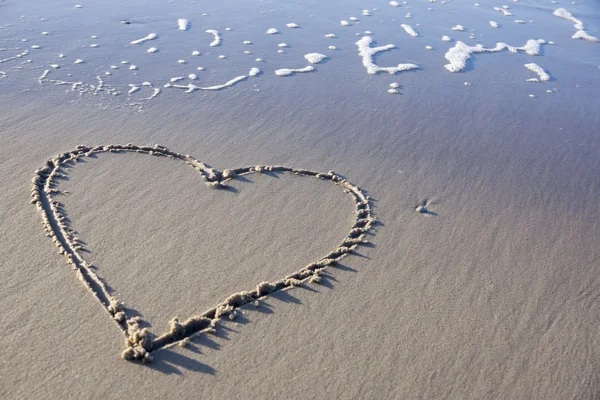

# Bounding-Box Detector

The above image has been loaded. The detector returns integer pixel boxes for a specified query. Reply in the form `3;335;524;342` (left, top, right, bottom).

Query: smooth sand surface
1;0;600;398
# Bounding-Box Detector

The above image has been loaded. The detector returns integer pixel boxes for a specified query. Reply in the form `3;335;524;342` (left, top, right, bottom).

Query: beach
1;0;600;398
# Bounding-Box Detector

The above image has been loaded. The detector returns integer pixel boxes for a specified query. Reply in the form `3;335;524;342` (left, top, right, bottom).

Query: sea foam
355;36;418;75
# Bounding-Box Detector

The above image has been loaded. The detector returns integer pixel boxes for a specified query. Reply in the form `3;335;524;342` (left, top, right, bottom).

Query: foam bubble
249;67;260;76
278;43;288;48
489;21;499;28
275;66;315;76
243;41;252;45
74;59;84;64
494;7;512;16
31;45;41;49
390;1;400;6
286;23;299;28
524;63;550;81
325;34;336;38
147;47;158;53
341;20;349;26
514;20;525;24
390;82;400;88
267;28;279;34
188;74;198;80
192;50;200;56
178;19;189;31
442;35;452;42
131;33;157;45
329;46;337;50
304;53;327;64
452;25;465;31
387;88;398;94
425;45;433;50
205;29;221;47
401;24;418;37
129;65;137;70
355;36;418;75
178;60;186;64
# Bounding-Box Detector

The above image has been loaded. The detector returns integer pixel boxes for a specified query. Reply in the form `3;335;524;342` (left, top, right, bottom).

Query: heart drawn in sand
31;144;375;362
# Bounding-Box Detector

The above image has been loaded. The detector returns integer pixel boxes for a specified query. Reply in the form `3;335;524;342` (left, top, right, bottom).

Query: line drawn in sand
31;144;376;362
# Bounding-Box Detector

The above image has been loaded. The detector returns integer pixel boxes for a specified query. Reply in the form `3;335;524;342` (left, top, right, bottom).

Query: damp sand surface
1;0;600;399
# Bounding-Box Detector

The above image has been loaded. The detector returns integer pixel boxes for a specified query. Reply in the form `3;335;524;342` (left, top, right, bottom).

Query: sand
1;0;600;398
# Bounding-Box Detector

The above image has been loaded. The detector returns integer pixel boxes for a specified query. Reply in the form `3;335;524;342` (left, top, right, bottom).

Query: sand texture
1;0;600;398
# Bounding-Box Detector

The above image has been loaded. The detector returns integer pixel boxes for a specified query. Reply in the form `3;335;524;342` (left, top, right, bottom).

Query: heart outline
31;144;375;362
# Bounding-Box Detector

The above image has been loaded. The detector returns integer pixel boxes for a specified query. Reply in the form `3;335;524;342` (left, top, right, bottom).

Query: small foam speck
341;20;350;26
178;19;189;31
452;25;465;31
147;47;158;53
205;29;221;47
131;33;157;45
74;59;84;64
325;34;336;38
304;53;327;64
192;50;200;56
286;23;299;28
275;66;315;76
249;67;260;76
442;35;451;42
401;24;418;37
390;1;400;6
267;28;279;34
489;21;499;28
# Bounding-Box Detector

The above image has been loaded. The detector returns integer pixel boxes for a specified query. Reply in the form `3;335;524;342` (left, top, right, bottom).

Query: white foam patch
286;23;299;28
166;75;248;91
205;29;221;47
494;7;512;16
514;20;525;24
489;21;499;28
524;63;550;81
325;34;336;38
355;36;418;75
341;20;350;26
442;35;452;42
74;59;84;64
249;67;260;76
130;33;157;45
572;30;600;42
278;43;288;48
147;47;158;53
444;39;546;72
554;9;600;42
267;28;279;34
390;1;400;6
452;25;465;31
188;74;198;80
192;50;200;56
0;50;29;64
178;19;189;31
304;53;327;64
275;66;315;76
401;24;418;37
